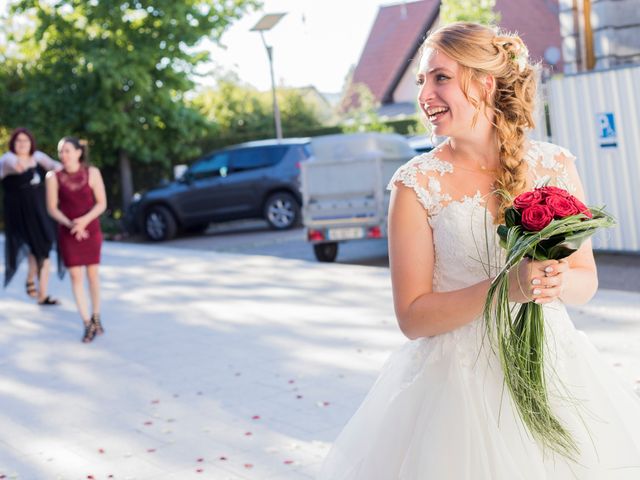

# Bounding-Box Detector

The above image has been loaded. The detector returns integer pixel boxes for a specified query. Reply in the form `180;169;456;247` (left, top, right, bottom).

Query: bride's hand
508;258;568;304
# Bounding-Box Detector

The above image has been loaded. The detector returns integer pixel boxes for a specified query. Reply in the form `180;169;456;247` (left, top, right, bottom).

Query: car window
229;148;268;172
189;152;230;179
281;145;310;163
264;146;291;165
230;147;287;172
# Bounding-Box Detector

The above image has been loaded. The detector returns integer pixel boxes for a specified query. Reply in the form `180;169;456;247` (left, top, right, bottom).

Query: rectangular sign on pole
596;112;617;148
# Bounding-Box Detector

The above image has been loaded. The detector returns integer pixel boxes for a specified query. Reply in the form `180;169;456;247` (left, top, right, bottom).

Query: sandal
26;281;37;298
82;322;97;343
91;313;104;336
38;296;60;306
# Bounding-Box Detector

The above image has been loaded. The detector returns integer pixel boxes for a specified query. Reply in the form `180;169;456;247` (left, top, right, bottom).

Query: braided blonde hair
423;22;538;222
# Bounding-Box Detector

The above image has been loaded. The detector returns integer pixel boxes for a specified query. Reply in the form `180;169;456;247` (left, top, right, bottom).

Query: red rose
537;186;572;198
521;205;554;231
513;190;543;211
544;195;579;218
571;197;593;218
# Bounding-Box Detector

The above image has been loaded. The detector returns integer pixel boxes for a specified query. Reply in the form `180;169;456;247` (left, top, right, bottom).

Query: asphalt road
125;220;640;293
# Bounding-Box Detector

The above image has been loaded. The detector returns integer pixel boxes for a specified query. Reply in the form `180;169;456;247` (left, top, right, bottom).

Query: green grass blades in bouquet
485;185;616;459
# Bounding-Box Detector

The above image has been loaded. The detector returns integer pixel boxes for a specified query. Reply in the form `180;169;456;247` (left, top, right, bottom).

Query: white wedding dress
318;141;640;479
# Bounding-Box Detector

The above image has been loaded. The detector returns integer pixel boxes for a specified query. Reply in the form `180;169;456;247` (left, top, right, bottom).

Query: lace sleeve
34;151;62;171
525;141;577;193
387;153;453;216
0;151;19;178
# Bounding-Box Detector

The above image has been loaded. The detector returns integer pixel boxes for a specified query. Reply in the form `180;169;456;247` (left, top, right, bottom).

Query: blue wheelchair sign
596;112;617;148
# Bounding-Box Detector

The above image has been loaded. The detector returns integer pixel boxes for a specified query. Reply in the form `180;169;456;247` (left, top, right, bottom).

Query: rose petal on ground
244;431;253;436
252;415;260;420
244;463;253;469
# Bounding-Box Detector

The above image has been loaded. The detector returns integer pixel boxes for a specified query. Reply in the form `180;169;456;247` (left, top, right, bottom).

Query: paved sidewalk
1;241;639;479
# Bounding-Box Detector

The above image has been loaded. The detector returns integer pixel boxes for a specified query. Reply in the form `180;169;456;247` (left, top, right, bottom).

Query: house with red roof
348;0;563;118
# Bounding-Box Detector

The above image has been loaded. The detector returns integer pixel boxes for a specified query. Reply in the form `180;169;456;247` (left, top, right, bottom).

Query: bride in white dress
319;22;640;479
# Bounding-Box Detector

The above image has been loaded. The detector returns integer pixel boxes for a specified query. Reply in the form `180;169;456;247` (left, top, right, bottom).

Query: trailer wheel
313;242;338;262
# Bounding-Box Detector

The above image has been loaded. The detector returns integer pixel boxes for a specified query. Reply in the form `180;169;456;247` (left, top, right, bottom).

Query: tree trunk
119;149;134;211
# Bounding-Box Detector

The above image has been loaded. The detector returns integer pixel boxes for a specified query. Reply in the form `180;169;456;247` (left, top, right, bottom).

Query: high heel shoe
91;313;104;335
26;280;37;298
82;322;97;343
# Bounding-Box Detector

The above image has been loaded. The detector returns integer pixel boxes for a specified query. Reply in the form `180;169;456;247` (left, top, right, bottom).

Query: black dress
2;165;57;286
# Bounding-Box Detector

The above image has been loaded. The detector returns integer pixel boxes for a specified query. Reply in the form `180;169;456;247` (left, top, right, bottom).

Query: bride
319;22;640;479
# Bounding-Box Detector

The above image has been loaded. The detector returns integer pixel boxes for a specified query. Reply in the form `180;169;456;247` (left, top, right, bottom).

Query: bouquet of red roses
484;185;615;458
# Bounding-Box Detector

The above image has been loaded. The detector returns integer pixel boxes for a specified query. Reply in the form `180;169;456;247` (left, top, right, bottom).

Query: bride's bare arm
388;184;495;339
388;182;574;339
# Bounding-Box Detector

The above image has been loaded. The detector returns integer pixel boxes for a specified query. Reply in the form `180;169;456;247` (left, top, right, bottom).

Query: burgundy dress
56;167;102;267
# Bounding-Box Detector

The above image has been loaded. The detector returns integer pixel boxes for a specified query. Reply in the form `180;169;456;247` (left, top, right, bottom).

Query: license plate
328;227;365;241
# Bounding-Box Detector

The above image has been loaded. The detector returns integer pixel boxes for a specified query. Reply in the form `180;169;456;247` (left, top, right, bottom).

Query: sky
0;0;394;94
198;0;394;93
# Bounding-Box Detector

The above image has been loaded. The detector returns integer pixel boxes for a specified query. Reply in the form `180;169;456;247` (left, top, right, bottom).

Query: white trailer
301;133;416;262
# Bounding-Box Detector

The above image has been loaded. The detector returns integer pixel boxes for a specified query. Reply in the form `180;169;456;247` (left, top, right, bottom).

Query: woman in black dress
1;128;61;304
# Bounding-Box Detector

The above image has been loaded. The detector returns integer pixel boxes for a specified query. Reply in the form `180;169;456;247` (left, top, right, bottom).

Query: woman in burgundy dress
46;137;107;342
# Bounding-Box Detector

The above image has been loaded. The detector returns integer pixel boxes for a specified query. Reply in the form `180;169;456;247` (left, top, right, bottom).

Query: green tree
194;73;324;137
195;73;272;135
2;0;259;209
440;0;500;25
340;83;393;134
277;87;324;132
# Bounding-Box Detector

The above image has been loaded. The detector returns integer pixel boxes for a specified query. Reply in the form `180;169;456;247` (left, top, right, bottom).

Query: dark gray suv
126;138;312;241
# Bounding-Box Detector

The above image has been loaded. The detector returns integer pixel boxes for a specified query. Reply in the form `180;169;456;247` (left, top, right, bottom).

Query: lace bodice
58;166;89;191
388;140;577;293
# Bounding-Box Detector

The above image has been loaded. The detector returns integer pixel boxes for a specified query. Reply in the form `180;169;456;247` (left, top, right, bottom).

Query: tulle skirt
319;302;640;479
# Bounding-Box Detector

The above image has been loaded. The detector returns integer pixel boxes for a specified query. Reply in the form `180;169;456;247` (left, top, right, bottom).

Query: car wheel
144;205;177;241
313;242;338;262
264;192;300;230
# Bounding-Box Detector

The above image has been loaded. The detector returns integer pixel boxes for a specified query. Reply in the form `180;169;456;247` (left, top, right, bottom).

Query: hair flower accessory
493;36;529;73
511;42;529;73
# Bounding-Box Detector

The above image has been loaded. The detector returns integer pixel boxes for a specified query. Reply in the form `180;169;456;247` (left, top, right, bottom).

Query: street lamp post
251;13;286;140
